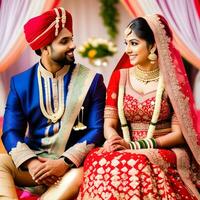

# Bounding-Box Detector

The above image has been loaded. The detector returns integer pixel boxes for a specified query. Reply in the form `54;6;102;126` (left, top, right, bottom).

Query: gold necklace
134;65;160;82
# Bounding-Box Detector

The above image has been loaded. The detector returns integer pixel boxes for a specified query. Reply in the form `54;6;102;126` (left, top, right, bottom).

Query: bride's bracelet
129;138;157;149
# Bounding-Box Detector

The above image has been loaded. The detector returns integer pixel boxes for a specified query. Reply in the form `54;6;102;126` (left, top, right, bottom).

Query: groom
0;7;105;199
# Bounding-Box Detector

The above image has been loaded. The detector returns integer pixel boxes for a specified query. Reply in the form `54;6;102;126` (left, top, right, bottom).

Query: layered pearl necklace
37;64;68;123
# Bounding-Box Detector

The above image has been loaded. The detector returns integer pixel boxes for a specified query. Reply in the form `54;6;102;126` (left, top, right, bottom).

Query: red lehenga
77;14;200;200
77;69;199;200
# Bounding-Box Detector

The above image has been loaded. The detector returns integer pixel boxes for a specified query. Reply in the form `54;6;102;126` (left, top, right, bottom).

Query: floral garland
146;73;165;138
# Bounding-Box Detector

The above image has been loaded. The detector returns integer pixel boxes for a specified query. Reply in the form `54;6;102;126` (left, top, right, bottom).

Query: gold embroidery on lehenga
78;148;184;200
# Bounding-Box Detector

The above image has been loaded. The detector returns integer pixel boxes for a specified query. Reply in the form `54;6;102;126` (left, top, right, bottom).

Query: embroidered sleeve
104;70;120;119
9;142;37;168
61;141;94;167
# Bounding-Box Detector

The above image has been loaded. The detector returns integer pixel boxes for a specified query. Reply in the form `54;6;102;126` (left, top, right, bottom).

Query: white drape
132;0;200;65
0;0;57;116
156;0;200;64
0;0;47;66
156;0;200;108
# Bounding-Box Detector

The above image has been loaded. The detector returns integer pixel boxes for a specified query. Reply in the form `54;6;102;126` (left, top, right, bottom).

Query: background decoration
78;37;117;67
99;0;119;40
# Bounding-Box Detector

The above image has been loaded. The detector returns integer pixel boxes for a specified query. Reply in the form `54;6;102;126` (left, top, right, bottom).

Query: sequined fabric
77;69;198;200
77;148;197;200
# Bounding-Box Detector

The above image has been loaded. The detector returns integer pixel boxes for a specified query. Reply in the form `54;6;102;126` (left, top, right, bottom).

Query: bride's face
124;27;151;67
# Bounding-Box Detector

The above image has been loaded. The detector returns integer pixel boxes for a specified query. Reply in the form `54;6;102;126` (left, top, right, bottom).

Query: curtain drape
0;0;60;72
0;0;60;117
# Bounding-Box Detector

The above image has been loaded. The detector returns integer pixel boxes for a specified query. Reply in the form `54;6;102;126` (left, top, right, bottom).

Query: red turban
24;7;73;50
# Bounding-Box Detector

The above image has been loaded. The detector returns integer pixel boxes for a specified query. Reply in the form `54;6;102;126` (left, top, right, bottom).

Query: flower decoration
78;38;117;59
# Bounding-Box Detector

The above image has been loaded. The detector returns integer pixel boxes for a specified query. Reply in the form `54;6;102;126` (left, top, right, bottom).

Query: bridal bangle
129;138;157;149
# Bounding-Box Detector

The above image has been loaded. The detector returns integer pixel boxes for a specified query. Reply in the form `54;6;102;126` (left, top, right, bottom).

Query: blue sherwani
2;63;106;167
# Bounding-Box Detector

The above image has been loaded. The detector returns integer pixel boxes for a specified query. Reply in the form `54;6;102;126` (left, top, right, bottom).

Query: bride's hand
103;135;130;152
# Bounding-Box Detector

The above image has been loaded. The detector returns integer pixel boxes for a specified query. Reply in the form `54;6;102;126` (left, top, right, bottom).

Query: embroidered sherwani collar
38;62;70;78
37;62;71;124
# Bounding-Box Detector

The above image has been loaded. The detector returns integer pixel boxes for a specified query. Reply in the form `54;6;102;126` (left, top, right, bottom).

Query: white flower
78;46;86;53
91;40;98;47
78;37;117;59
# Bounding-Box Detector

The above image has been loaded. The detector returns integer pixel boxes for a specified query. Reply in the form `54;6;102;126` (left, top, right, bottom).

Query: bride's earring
148;47;157;64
